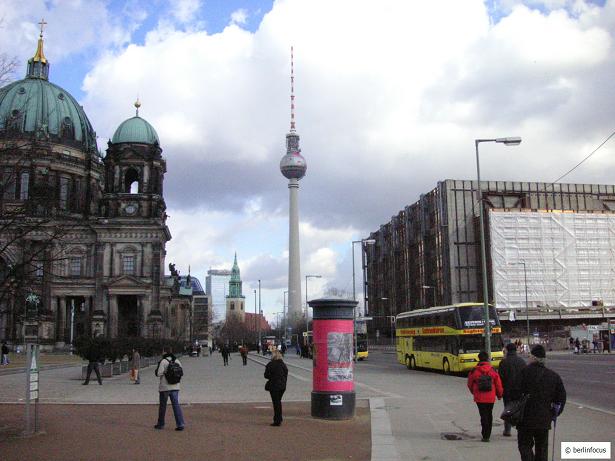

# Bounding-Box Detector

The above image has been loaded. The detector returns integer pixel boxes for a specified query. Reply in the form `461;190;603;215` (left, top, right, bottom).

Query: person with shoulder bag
131;348;141;384
498;343;527;436
512;345;566;461
467;350;504;442
264;350;288;426
154;347;185;431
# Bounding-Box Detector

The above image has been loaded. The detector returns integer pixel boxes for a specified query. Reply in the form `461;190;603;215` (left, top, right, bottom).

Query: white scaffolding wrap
490;210;615;309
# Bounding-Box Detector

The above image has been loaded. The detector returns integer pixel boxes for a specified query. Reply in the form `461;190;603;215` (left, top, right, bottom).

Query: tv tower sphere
280;143;307;179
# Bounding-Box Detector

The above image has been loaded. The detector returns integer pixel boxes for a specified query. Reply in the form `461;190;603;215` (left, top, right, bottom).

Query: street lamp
380;297;395;346
352;239;376;361
508;261;530;350
254;289;257;344
305;275;322;338
258;279;262;353
283;290;288;342
421;285;436;307
475;136;522;358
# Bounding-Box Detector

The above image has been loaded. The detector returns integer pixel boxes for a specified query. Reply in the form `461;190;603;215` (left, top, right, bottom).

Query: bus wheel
443;358;451;375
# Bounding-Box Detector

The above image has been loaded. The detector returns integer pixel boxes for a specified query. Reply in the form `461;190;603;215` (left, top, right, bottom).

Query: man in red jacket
467;350;504;442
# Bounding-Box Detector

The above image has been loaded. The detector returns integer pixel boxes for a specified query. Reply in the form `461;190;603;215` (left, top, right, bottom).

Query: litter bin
309;297;357;420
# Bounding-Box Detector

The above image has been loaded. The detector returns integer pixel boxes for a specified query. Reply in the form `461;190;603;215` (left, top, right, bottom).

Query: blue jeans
157;391;185;428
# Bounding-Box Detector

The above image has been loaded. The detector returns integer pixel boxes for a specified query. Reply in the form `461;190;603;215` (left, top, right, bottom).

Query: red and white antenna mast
290;46;296;133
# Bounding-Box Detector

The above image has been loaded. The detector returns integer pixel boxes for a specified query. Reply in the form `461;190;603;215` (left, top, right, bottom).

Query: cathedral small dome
111;115;159;145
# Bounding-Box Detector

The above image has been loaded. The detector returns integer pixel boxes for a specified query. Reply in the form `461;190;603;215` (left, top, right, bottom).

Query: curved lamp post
475;137;522;359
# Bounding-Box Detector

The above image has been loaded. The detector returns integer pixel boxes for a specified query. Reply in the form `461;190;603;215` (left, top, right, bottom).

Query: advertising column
309;298;357;420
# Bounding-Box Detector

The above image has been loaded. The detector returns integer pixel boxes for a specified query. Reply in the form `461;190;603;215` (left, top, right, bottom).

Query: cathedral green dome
111;111;159;145
0;35;98;153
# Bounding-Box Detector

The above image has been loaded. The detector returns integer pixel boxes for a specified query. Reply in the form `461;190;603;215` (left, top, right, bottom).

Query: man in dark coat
498;343;527;436
221;344;230;366
513;344;566;461
264;350;288;426
82;341;103;385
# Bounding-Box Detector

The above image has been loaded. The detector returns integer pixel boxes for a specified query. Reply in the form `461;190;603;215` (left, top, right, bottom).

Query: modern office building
205;269;231;324
365;179;615;338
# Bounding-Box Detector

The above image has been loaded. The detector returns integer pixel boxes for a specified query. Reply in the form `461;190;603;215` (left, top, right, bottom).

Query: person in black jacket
82;341;103;385
264;349;288;426
498;343;527;436
513;345;566;461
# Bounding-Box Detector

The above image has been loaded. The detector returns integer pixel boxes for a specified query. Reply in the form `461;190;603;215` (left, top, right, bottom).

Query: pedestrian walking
467;350;503;442
499;343;527;436
281;342;287;356
264;349;288;426
574;338;580;354
240;345;248;366
513;344;566;461
131;348;141;384
1;341;9;366
154;348;185;431
221;344;230;366
82;341;103;385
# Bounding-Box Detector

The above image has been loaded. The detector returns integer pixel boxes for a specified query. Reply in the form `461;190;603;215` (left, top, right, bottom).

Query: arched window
124;168;139;194
230;302;235;311
60;117;74;139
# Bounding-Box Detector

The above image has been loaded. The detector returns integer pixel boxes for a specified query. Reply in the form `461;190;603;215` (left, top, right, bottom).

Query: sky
2;0;615;325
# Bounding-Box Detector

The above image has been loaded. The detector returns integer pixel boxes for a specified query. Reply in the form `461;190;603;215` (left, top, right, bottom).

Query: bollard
309;297;357;420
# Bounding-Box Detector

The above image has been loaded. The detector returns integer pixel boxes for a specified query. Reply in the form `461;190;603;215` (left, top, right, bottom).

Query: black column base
311;391;355;420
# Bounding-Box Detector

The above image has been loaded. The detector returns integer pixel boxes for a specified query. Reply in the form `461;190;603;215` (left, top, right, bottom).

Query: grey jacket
155;355;181;392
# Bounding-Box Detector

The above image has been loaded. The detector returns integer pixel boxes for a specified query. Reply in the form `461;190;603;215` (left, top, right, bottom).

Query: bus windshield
459;334;503;353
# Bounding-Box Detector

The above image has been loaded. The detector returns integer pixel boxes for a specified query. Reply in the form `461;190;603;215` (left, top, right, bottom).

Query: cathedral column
56;297;66;348
109;295;118;338
138;296;146;337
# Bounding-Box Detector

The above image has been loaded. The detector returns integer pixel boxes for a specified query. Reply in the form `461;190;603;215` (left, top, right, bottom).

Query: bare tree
324;286;352;299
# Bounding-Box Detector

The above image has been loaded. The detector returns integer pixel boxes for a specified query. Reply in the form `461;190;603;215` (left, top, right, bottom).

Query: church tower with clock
95;100;172;339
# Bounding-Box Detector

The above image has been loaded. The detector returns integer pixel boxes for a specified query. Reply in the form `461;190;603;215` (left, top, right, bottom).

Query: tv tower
280;46;307;328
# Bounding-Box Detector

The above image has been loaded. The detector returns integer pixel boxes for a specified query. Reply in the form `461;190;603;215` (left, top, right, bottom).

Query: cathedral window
19;172;29;200
59;177;69;210
33;261;43;277
61;117;74;139
230;302;235;311
2;168;15;199
123;255;135;275
124;168;139;194
69;258;81;277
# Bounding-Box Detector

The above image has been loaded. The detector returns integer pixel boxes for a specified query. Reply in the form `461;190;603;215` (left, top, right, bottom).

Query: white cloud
230;9;248;26
169;0;202;24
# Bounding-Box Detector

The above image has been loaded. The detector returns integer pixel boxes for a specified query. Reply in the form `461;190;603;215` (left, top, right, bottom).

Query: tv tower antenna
290;46;296;133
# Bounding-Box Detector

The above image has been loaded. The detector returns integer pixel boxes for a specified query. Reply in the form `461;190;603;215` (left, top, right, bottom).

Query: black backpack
477;370;493;392
164;358;183;385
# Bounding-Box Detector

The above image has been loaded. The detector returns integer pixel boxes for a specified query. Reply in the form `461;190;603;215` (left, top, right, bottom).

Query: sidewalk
1;351;613;460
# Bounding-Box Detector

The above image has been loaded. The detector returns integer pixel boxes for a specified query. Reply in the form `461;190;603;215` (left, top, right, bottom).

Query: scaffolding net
490;210;615;309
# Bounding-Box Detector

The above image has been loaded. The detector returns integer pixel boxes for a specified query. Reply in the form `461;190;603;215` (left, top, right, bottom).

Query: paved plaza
0;350;614;460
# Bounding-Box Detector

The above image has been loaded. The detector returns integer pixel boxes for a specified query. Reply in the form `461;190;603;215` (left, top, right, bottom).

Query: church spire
27;18;50;80
228;252;244;298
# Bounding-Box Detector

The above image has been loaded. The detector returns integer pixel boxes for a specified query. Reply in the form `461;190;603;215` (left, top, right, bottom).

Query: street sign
25;343;40;435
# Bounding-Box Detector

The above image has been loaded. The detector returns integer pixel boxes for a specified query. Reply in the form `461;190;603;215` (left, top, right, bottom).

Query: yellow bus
396;303;504;374
356;333;368;360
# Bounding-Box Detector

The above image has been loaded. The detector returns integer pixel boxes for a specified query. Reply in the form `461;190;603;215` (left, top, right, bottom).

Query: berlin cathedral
0;29;177;349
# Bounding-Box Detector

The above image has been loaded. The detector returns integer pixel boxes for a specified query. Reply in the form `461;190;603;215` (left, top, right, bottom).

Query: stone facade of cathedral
0;32;176;349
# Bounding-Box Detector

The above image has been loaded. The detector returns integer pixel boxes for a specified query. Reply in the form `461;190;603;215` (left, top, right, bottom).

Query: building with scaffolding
365;179;615;340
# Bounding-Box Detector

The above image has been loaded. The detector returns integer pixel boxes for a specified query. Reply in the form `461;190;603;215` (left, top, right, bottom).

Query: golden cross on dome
38;18;47;37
